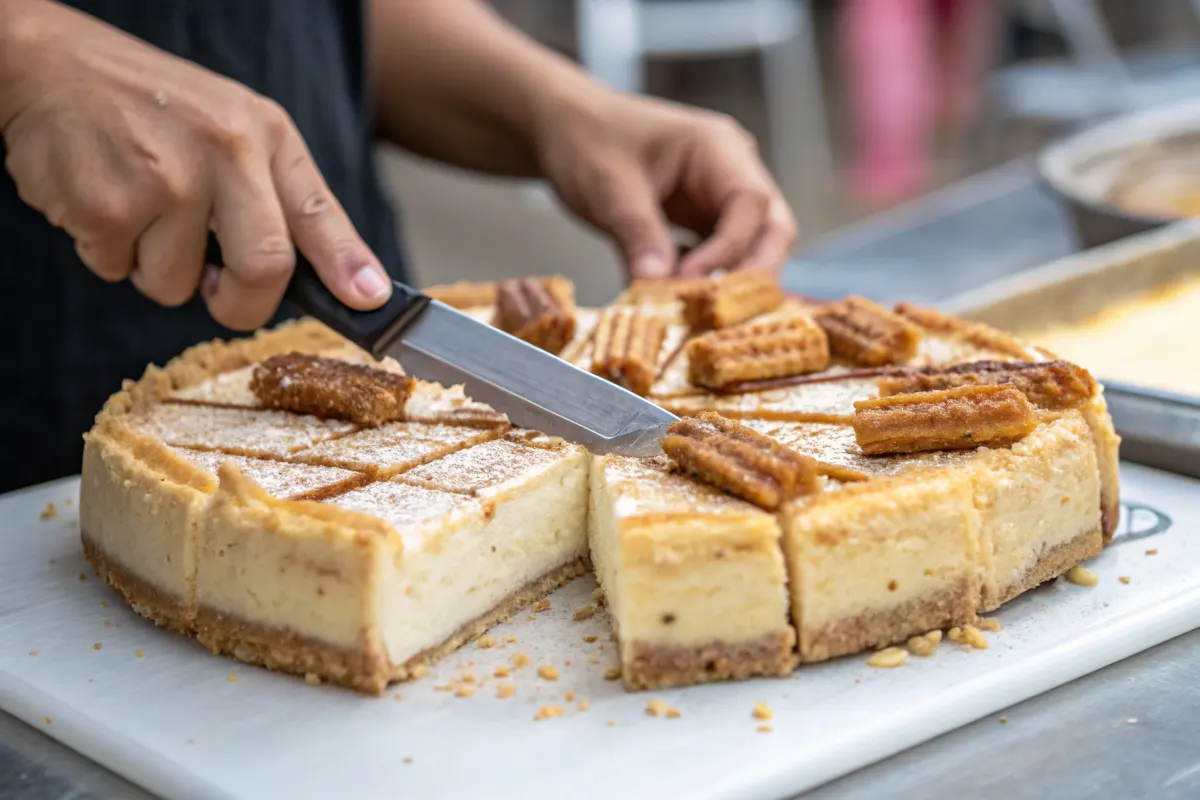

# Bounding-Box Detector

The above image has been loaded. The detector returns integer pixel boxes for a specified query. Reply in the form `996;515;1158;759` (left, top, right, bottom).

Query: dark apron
0;0;406;492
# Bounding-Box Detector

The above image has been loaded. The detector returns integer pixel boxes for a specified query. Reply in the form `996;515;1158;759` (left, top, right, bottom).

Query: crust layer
623;630;797;690
993;525;1103;607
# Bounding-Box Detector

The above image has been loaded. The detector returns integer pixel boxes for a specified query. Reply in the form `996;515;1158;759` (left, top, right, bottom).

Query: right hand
0;1;392;330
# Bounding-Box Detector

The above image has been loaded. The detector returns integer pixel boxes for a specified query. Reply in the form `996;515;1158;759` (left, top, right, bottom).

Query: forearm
367;0;611;177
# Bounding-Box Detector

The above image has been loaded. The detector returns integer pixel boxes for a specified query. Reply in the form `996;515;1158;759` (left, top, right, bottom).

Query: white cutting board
1;464;1198;800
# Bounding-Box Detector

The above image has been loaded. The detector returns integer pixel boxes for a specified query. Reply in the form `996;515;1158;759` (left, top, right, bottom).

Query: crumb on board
564;691;575;702
78;573;87;582
753;702;773;721
1119;576;1131;584
593;588;606;606
948;624;988;649
646;699;667;717
410;664;429;679
477;635;496;649
136;649;144;659
493;665;510;678
28;651;37;657
1127;718;1138;724
906;630;942;657
1000;717;1008;724
579;700;590;711
604;667;621;681
505;635;517;643
393;693;403;701
460;672;475;684
455;684;476;698
975;617;1001;632
1064;565;1099;586
583;635;598;643
607;719;617;727
573;605;597;621
404;757;413;764
227;673;238;683
534;705;564;721
866;647;907;668
512;653;530;668
40;503;58;521
43;716;51;725
93;643;102;651
537;665;559;681
1145;549;1158;556
531;600;551;613
104;620;111;628
497;684;516;699
757;725;773;733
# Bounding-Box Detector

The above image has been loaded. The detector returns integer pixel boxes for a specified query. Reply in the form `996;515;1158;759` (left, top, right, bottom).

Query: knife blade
281;259;678;456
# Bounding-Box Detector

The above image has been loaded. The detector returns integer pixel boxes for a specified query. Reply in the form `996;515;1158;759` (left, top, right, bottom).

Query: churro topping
678;271;786;330
170;447;363;499
813;295;921;366
662;412;820;510
131;404;356;458
494;276;577;355
687;313;830;389
877;360;1097;410
591;308;668;396
251;353;414;426
424;280;498;309
852;384;1037;455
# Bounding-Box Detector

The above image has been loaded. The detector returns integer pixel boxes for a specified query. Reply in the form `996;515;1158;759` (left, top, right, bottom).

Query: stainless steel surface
946;221;1200;478
5;162;1198;799
394;301;677;456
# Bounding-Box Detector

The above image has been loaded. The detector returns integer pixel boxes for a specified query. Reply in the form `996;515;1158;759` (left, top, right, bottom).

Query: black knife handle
205;234;428;357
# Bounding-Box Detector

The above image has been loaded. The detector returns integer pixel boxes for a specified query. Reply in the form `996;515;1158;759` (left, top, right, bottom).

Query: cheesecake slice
291;421;502;478
588;455;796;689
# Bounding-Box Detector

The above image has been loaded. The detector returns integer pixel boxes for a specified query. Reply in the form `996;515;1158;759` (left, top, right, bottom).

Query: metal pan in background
944;220;1200;478
1038;99;1200;249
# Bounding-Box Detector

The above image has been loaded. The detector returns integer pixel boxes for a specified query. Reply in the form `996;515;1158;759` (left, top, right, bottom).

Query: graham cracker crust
801;578;976;663
989;524;1104;611
623;629;797;690
195;556;591;695
1101;498;1120;544
82;534;192;636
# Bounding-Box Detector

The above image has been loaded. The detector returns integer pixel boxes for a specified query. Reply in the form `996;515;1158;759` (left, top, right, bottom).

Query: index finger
677;186;770;276
272;127;391;309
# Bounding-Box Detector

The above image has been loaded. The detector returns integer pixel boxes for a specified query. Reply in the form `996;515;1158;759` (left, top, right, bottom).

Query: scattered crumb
28;650;37;657
866;647;907;668
1145;549;1158;556
410;664;429;679
493;665;510;678
227;673;238;683
393;693;403;701
1127;718;1138;724
607;719;617;727
565;660;572;667
579;700;590;711
43;716;52;725
757;725;773;733
604;667;621;681
136;649;144;659
666;707;682;719
104;620;111;628
305;673;321;686
565;691;575;702
455;684;476;698
64;498;72;507
40;502;58;521
459;673;476;684
433;684;455;692
505;635;517;643
534;705;564;721
593;588;606;606
948;624;988;650
588;658;600;665
78;573;87;582
1119;576;1131;585
975;617;1001;632
531;600;551;613
646;699;668;717
1065;565;1099;587
93;643;102;651
404;757;413;765
87;678;94;683
537;665;559;681
583;635;598;643
100;601;107;608
497;684;516;699
573;605;597;621
906;630;942;657
477;635;496;649
1000;717;1008;724
753;702;773;721
512;653;530;668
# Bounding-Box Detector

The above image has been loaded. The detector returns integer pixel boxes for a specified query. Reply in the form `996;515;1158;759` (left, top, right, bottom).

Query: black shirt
0;0;405;493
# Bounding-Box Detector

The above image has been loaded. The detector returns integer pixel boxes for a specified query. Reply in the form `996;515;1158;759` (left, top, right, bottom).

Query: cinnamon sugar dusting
398;439;568;495
131;404;356;458
170;447;362;499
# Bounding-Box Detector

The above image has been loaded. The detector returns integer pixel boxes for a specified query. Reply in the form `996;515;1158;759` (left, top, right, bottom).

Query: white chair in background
573;0;835;232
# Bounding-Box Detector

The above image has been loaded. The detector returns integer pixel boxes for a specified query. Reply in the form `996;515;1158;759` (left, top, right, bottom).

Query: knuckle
230;238;294;285
75;241;130;282
72;192;136;232
205;106;261;158
254;96;294;143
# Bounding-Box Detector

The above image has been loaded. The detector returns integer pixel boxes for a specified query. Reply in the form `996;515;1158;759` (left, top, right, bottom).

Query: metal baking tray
943;220;1200;478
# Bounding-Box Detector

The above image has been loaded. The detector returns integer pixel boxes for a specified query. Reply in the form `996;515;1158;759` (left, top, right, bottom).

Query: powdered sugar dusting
599;454;766;518
330;481;472;537
399;439;563;495
292;422;496;476
169;447;362;499
170;367;261;408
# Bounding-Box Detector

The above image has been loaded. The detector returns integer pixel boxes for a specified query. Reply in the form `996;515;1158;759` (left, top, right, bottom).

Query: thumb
582;166;676;279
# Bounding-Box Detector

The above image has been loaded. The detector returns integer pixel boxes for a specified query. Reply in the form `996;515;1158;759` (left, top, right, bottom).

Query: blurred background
378;0;1200;305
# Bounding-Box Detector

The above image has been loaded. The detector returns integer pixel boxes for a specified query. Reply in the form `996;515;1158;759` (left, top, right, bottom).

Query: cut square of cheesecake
588;454;796;689
169;447;368;500
659;375;880;423
129;403;357;459
193;435;590;693
780;467;982;662
290;421;502;477
397;437;570;496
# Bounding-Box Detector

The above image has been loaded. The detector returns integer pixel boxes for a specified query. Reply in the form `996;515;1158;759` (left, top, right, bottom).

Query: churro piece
591;308;667;397
877;360;1097;410
424;280;497;309
494;276;577;355
662;412;820;510
250;353;414;426
687;313;830;389
852;384;1037;455
679;271;785;330
814;295;921;366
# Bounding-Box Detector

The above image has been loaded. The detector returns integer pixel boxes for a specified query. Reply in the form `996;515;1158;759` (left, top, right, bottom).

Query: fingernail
352;265;391;301
633;253;670;279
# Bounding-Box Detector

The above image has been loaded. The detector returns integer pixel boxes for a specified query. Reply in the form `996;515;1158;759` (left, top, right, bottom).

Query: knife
276;258;677;457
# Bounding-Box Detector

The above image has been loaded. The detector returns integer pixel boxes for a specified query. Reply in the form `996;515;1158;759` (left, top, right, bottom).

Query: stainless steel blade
384;301;678;456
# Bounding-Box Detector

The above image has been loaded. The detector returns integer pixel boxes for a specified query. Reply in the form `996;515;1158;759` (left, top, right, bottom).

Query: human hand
534;90;797;280
0;0;391;330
